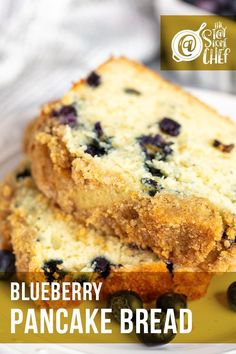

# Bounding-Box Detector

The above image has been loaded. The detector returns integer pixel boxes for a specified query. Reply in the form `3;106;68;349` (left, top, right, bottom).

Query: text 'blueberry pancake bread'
26;57;236;269
0;164;212;306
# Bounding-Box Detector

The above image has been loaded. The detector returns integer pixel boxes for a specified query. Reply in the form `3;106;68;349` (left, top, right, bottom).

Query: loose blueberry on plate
0;250;16;280
136;310;176;346
107;290;143;324
156;292;187;319
227;281;236;311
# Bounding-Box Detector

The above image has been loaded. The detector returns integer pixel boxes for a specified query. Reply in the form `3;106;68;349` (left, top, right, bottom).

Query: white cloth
0;0;158;167
0;0;158;88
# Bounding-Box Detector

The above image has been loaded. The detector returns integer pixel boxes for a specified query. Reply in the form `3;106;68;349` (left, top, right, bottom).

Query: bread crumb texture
25;57;236;267
0;165;212;305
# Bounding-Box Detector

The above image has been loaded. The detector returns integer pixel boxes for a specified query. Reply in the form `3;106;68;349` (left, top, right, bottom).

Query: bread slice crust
25;57;236;268
0;165;212;305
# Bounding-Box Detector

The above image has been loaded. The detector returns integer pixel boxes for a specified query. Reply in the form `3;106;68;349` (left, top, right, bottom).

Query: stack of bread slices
1;58;236;306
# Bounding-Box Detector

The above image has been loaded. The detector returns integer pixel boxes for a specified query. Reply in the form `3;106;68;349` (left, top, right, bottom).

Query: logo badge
161;16;235;70
172;22;207;62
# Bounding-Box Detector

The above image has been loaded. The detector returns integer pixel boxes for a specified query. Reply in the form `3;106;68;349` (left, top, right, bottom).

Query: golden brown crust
0;163;33;252
26;123;236;270
25;57;236;270
11;217;212;303
89;196;236;270
26;269;212;308
0;168;212;304
0;181;14;250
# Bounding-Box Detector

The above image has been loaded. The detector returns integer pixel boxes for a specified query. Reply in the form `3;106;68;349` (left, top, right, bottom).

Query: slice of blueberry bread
26;57;236;268
0;164;212;306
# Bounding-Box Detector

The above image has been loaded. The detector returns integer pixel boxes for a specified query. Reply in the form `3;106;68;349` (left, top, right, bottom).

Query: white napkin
0;0;159;165
0;0;158;89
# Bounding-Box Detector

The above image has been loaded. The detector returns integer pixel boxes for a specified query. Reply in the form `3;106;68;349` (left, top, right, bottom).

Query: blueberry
156;292;187;319
85;139;107;157
59;105;76;116
16;168;31;181
85;132;112;157
59;105;77;127
159;118;181;137
86;72;101;87
52;105;77;128
166;261;174;274
138;134;165;148
85;122;113;157
227;282;236;311
138;134;173;162
136;310;176;346
141;177;162;197
94;121;104;139
145;163;167;178
91;257;111;278
107;290;143;324
0;250;16;280
42;259;66;283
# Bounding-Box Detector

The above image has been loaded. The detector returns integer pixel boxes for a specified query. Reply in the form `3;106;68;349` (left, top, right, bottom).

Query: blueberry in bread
25;57;236;268
0;164;212;306
0;250;16;280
